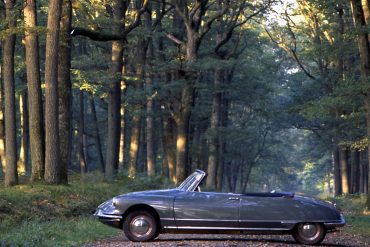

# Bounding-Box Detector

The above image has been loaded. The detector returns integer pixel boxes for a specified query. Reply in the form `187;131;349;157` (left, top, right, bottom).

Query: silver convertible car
94;170;345;245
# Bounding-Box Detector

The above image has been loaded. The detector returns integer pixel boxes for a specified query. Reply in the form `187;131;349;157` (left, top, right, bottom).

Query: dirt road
86;231;369;247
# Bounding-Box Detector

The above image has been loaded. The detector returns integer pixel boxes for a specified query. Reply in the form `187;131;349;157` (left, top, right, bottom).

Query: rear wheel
123;210;159;242
293;222;326;245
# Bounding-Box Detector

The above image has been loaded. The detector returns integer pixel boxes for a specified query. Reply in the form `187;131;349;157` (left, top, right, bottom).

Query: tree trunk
164;117;176;182
18;91;29;175
339;147;349;194
90;98;105;173
4;0;18;186
58;0;72;184
333;147;341;196
0;38;5;176
350;0;370;206
44;0;63;184
105;0;124;181
206;69;223;189
351;150;360;193
78;91;87;174
24;0;45;182
118;96;125;172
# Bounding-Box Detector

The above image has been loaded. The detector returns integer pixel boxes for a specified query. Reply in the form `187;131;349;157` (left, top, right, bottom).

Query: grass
1;174;369;246
0;172;172;246
330;194;370;238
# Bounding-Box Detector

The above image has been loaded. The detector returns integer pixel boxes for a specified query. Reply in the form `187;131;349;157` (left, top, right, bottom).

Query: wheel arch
122;204;162;230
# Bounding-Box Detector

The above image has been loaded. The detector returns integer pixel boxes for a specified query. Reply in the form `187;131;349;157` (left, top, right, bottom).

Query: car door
239;195;293;229
174;191;240;229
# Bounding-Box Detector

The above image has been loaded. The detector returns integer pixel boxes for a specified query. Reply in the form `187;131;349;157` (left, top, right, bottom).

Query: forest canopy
0;0;369;207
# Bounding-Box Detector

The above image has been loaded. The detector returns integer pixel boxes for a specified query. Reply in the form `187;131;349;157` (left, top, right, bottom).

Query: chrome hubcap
130;216;152;236
300;223;318;239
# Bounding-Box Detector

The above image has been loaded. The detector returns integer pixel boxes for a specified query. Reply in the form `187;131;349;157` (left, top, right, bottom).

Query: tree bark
89;98;105;173
105;0;124;181
4;0;18;186
333;147;341;196
206;69;223;189
0;35;6;176
44;0;63;184
18;91;29;175
78;91;87;174
339;147;349;194
350;0;370;206
24;0;45;182
58;0;72;183
351;150;360;193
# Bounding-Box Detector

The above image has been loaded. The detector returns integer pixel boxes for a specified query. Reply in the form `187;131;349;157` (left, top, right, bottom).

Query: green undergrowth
330;194;370;238
0;172;172;246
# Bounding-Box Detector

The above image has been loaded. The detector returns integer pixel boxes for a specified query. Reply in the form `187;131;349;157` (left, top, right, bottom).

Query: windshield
177;171;205;191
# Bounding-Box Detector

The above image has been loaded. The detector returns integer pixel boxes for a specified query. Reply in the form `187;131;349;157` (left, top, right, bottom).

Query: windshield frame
177;170;206;192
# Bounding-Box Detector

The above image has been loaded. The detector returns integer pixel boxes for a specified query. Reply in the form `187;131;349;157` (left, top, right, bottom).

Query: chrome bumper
324;214;345;228
94;209;122;228
94;209;122;219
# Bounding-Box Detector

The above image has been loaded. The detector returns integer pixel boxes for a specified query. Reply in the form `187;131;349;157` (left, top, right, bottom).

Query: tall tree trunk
206;69;223;189
58;0;72;184
24;0;45;182
350;0;370;206
4;0;18;186
165;117;176;182
145;9;155;177
333;147;341;196
0;38;5;176
44;0;63;184
118;103;126;171
18;91;29;175
351;150;360;193
78;91;87;174
105;0;123;181
89;98;105;173
339;147;349;194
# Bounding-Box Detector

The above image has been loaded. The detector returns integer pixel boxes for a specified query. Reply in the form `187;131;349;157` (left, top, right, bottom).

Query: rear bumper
94;209;122;228
324;214;345;228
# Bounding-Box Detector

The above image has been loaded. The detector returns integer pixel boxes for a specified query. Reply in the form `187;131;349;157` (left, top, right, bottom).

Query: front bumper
324;214;345;229
94;208;122;228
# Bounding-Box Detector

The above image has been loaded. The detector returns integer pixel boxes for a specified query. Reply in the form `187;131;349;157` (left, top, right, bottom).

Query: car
94;169;345;245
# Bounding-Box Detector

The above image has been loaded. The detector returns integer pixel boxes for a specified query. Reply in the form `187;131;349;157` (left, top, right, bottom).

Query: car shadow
151;236;353;247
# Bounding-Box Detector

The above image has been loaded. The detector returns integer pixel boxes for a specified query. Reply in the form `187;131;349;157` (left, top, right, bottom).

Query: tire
123;210;159;242
292;222;326;245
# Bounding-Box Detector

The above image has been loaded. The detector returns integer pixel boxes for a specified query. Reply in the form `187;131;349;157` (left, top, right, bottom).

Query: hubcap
130;216;152;236
300;223;318;239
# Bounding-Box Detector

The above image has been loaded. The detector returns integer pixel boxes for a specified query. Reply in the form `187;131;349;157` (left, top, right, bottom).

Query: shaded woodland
0;0;369;206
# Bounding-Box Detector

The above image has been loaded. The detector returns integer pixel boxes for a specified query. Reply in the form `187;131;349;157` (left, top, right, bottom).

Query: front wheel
123;210;159;242
292;223;326;245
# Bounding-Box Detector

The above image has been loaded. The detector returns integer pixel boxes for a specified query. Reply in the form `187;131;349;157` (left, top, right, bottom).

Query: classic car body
94;170;345;244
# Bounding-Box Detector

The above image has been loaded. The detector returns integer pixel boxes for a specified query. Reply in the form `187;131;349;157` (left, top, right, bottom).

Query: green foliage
0;173;173;246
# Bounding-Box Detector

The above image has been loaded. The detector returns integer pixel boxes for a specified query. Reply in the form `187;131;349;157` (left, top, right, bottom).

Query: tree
44;0;63;184
24;0;45;181
3;0;17;186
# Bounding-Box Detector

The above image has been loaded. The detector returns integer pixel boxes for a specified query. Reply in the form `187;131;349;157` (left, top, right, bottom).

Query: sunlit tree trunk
58;0;72;184
24;0;45;182
44;0;63;184
339;147;349;194
18;92;29;175
164;117;176;182
4;0;18;186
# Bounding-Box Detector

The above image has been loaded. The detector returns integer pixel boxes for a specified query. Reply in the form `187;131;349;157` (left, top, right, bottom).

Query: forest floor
86;229;369;247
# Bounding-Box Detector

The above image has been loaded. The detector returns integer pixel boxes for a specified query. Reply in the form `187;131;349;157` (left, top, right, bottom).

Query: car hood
117;188;179;198
295;195;337;210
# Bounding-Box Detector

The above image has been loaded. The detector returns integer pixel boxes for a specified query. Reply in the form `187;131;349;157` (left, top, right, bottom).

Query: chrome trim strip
164;226;289;231
94;210;122;219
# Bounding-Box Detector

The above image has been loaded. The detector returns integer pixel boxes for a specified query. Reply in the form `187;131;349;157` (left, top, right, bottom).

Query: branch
165;32;184;45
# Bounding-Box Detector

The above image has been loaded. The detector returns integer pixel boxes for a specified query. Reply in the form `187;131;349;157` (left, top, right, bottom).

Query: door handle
228;197;239;200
